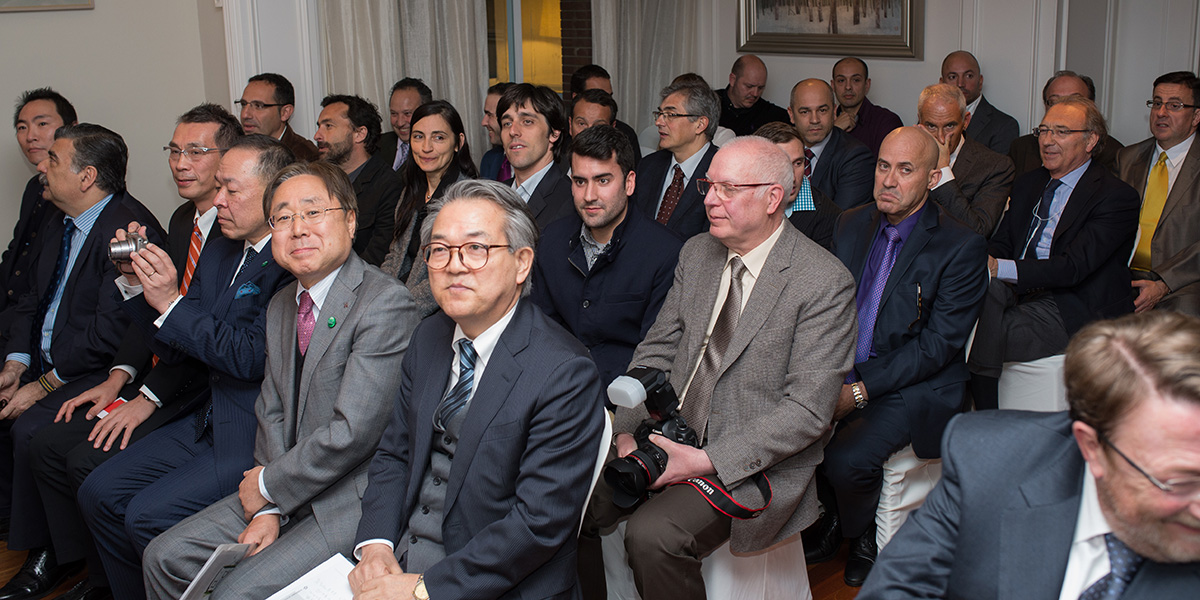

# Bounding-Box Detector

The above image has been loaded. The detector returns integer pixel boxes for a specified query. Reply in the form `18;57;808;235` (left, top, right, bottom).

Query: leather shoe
801;510;841;564
54;581;112;600
0;547;83;600
843;525;878;587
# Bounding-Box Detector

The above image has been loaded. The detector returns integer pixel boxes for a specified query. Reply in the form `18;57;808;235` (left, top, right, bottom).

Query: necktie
1078;533;1144;600
233;247;259;284
789;175;816;214
394;141;410;171
30;218;76;375
849;226;902;381
1131;152;1168;270
498;157;513;182
656;165;685;224
297;291;315;355
804;148;814;178
1024;179;1063;259
196;245;262;440
435;339;478;431
682;257;747;442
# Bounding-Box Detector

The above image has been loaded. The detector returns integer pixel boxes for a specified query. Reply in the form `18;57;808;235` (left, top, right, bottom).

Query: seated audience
236;73;319;161
716;55;790;136
378;78;433;172
862;310;1200;598
941;50;1020;154
570;64;641;165
479;81;514;181
348;180;605;600
1011;71;1125;178
497;83;575;230
832;57;904;158
752;121;841;250
789;79;875;211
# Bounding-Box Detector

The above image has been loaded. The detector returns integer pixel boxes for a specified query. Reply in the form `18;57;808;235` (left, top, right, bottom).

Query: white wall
0;0;214;229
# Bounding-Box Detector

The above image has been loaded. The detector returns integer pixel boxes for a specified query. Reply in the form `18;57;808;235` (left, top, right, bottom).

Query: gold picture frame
738;0;923;59
0;0;94;13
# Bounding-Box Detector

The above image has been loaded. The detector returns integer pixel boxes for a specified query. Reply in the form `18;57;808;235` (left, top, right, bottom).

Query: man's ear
1072;420;1109;480
279;104;295;124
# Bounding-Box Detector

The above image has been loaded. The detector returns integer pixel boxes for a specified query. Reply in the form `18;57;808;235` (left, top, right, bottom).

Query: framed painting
738;0;923;59
0;0;93;12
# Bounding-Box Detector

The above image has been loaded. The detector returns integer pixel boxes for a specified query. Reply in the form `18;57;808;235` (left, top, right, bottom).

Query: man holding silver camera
579;136;857;600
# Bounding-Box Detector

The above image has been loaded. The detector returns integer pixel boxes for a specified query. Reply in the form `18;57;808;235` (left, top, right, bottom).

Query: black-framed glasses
1099;433;1200;500
1147;99;1198;112
652;109;700;121
423;242;511;271
163;146;225;160
235;100;286;111
1031;126;1090;138
268;207;345;229
696;178;773;197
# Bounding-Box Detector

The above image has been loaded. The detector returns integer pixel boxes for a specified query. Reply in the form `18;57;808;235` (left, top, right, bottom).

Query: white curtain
593;0;700;136
321;0;491;157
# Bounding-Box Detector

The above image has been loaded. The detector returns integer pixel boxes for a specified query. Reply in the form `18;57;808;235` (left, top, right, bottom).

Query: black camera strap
670;472;772;520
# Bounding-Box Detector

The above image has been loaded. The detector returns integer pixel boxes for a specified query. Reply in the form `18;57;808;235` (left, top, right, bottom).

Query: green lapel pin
327;317;336;328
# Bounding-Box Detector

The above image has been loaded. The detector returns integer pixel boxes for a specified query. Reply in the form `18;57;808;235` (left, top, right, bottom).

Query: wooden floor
0;540;860;599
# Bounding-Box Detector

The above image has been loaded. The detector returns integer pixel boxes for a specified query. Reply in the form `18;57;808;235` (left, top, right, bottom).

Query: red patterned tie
297;291;315;355
804;148;814;178
656;165;685;224
153;219;203;367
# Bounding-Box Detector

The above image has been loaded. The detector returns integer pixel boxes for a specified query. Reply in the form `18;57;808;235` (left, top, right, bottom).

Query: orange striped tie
153;220;203;367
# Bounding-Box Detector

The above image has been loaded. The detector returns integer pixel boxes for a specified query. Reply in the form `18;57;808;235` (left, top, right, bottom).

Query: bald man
717;55;790;136
940;51;1020;154
789;78;875;210
1009;70;1125;178
806;127;988;587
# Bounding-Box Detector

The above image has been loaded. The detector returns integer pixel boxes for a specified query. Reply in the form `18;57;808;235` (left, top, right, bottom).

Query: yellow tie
1132;151;1169;271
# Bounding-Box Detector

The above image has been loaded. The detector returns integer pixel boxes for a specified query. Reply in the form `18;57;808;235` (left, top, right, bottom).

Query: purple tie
297;291;315;355
849;226;902;381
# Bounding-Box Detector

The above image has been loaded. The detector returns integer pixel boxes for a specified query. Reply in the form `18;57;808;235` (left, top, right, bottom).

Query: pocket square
235;281;261;299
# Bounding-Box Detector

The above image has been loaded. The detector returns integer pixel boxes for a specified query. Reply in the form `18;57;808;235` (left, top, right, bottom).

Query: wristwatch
413;575;429;600
852;382;867;410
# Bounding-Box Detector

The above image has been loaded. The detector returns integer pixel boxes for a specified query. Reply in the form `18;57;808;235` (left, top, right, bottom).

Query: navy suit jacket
632;144;718;239
965;95;1020;155
990;161;1140;336
832;202;988;458
356;300;605;599
0;175;62;316
810;127;875;211
505;161;575;232
352;152;403;266
861;411;1200;598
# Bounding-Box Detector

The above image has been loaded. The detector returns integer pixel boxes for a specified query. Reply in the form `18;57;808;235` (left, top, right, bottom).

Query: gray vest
401;406;468;572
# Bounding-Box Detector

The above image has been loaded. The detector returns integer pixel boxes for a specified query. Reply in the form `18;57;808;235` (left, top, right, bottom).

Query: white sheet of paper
265;553;355;600
180;543;255;600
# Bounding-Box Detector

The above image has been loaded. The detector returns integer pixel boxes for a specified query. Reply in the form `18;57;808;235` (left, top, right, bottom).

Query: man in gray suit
920;83;1015;237
580;136;858;599
862;310;1200;598
1116;71;1200;317
141;161;420;599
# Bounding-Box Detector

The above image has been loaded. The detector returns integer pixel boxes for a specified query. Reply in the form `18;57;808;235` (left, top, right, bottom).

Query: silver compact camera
109;232;149;263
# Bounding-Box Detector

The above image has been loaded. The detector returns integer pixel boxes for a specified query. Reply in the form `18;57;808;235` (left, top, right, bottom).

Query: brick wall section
560;0;593;97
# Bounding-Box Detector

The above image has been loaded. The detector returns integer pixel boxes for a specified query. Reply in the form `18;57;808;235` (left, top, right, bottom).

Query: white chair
998;354;1068;412
637;125;659;159
582;414;614;534
875;444;942;550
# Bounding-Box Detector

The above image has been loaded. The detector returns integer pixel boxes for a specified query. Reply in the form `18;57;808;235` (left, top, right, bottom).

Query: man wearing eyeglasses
1115;71;1200;317
967;97;1139;411
862;310;1200;598
237;73;319;161
348;179;605;600
1009;71;1126;179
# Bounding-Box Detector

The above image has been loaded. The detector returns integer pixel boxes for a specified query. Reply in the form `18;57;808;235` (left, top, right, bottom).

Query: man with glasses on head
967;97;1139;411
348;179;605;600
862;310;1200;598
236;73;318;161
1115;71;1200;317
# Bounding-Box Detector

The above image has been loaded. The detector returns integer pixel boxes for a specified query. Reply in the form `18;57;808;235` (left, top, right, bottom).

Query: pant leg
622;484;732;600
999;295;1070;363
143;494;246;600
28;415;102;564
967;277;1018;377
822;393;912;539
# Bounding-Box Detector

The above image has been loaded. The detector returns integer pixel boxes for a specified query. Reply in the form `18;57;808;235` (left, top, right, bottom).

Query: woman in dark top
381;100;477;316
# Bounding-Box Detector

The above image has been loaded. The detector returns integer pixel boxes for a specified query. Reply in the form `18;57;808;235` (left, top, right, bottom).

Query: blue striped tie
435;339;477;430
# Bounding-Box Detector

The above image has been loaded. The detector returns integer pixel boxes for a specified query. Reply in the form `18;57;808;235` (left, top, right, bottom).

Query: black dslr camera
603;367;700;508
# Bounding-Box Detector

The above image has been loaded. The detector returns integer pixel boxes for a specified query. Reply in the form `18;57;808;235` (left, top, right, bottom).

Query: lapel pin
328;317;336;328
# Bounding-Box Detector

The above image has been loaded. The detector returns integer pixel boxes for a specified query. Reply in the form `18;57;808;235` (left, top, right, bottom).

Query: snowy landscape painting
739;0;923;59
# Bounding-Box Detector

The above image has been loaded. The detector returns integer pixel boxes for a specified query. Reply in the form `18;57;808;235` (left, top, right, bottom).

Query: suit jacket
632;144;719;239
5;190;164;382
860;411;1200;599
788;184;842;251
990;161;1139;336
929;137;1015;237
356;300;605;599
506;161;575;232
810;127;875;211
1116;136;1200;315
255;253;418;547
375;131;407;172
965;95;1020;155
0;175;62;316
280;125;319;162
614;221;858;552
479;146;505;181
1011;132;1124;179
832;202;988;458
351;152;403;266
614;119;643;167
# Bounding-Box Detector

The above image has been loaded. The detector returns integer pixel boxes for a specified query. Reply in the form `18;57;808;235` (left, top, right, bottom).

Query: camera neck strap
670;472;772;520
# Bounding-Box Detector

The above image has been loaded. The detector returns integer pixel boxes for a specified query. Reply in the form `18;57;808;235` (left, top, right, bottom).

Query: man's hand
87;394;156;451
237;514;280;556
353;573;422;600
348;544;404;595
56;370;129;423
933;132;953;169
987;255;998;278
614;432;636;458
834;110;856;132
648;434;716;489
128;242;180;314
1132;279;1170;313
835;383;867;421
239;465;269;521
0;361;27;406
0;379;48;420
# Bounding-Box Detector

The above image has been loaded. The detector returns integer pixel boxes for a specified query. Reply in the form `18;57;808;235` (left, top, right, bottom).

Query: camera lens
604;457;650;509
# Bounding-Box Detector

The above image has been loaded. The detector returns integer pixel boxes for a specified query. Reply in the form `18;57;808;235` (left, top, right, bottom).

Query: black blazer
504;161;575;232
374;131;405;172
0;176;62;315
990;161;1140;336
832;202;988;458
788;185;842;251
632;144;719;240
352;152;403;266
965;96;1020;155
809;127;875;211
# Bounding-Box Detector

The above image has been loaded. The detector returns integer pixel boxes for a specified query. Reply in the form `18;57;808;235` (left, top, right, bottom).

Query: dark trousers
579;467;732;600
968;278;1070;377
820;392;911;539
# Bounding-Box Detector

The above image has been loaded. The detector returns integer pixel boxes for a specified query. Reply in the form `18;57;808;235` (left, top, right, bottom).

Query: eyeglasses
1146;99;1198;112
652;109;700;121
696;178;773;197
268;207;345;229
423;242;511;271
1100;433;1200;500
1031;126;1090;138
163;146;225;160
235;100;286;111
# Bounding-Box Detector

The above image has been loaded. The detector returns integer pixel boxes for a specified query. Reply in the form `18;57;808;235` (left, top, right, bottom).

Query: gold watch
413;575;429;600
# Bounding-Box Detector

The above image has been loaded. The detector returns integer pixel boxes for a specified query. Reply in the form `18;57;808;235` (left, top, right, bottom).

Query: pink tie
297;291;315;355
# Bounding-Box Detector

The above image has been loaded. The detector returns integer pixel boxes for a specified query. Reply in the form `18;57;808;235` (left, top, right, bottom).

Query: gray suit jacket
614;221;858;552
1116;137;1200;315
861;411;1200;598
255;253;419;545
965;95;1020;155
929;137;1015;237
